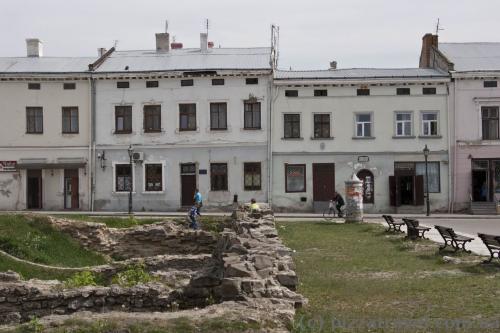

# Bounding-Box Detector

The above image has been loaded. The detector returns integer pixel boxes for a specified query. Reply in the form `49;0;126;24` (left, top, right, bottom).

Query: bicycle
323;200;345;221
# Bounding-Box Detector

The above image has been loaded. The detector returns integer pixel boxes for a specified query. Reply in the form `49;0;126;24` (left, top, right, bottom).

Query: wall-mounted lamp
97;151;107;170
468;154;473;159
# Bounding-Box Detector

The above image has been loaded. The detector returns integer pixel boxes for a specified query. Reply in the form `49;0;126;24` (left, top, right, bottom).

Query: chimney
171;42;183;49
97;48;107;57
200;33;208;52
156;33;170;52
26;38;43;57
329;61;337;70
419;33;438;68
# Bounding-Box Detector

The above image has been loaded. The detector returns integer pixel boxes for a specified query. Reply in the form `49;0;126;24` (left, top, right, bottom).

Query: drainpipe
90;77;97;211
267;76;273;205
452;78;457;213
88;77;93;211
446;80;452;213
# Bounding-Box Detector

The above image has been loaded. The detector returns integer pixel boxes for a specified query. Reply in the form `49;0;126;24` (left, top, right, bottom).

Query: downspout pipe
90;77;96;211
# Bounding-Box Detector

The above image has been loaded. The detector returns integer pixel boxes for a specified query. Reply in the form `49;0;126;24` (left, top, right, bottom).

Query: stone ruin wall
0;210;305;326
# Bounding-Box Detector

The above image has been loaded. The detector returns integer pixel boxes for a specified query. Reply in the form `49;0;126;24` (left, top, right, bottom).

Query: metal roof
0;57;95;73
274;68;448;80
94;47;272;73
439;43;500;72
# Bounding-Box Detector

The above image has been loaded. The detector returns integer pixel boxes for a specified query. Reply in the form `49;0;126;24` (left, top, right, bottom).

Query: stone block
253;255;273;270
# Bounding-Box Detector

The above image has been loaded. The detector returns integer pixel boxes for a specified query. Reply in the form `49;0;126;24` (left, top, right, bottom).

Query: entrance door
64;169;79;209
312;163;335;201
472;170;488;202
399;176;414;205
27;169;42;209
180;163;197;206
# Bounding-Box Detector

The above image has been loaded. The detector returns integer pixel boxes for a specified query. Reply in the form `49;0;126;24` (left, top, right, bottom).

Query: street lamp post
127;145;134;215
423;144;430;216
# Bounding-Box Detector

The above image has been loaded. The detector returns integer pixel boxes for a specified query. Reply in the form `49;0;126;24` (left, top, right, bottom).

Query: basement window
28;83;40;90
117;81;130;89
357;88;370;96
396;88;410;95
63;83;76;90
422;87;436;95
285;90;298;97
246;78;258;85
181;79;194;87
484;81;498;88
314;89;328;97
146;80;159;88
212;78;225;86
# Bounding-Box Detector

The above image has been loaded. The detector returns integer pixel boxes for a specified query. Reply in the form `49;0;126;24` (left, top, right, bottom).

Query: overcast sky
1;0;499;70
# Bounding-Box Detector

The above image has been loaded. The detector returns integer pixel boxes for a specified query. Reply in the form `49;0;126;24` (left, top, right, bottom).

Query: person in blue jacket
188;203;200;230
193;189;203;215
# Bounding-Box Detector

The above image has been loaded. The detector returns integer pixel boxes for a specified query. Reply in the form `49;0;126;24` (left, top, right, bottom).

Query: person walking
333;191;345;217
188;203;200;230
193;189;203;215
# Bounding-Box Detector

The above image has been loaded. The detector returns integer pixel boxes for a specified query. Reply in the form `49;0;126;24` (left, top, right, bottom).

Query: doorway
472;170;488;202
399;176;414;205
312;163;335;202
64;169;79;209
27;169;42;209
180;163;197;207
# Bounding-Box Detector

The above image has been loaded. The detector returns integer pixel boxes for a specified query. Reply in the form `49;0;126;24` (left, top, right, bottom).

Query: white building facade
271;69;450;213
91;33;273;211
0;39;94;210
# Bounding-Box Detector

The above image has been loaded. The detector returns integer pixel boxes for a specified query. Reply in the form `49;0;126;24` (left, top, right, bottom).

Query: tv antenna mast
165;20;169;33
205;18;210;35
435;18;444;36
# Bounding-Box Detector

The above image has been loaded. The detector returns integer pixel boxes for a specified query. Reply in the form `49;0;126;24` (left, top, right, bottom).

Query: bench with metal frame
434;225;474;252
382;215;404;233
478;233;500;263
402;218;430;240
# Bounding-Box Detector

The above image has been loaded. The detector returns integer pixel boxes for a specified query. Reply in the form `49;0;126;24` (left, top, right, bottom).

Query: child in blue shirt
188;203;200;230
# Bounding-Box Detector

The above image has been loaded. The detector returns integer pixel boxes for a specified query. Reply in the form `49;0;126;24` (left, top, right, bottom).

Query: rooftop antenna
205;18;210;35
435;18;444;36
165;20;169;33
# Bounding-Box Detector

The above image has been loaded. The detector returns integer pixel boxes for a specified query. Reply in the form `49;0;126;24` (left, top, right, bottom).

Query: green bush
64;271;97;288
111;263;156;287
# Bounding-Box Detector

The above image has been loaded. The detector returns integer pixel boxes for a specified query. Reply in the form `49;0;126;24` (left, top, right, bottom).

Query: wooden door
64;169;79;209
312;163;335;201
180;163;197;207
389;176;401;207
414;175;425;206
71;176;79;209
27;169;42;209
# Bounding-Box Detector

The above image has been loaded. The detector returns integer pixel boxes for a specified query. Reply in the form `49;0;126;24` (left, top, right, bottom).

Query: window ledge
282;137;304;141
61;132;79;135
310;136;334;140
143;130;165;135
392;135;416;139
209;190;230;193
175;127;200;134
142;191;165;194
26;132;44;135
242;127;263;131
418;135;442;139
352;136;376;140
113;131;133;135
112;191;137;195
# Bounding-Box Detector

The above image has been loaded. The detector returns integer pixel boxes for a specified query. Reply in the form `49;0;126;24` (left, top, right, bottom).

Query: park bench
434;225;474;252
477;233;500;263
402;218;430;240
382;215;404;233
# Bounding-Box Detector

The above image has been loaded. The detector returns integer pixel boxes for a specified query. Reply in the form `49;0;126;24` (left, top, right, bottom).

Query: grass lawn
0;215;107;278
278;221;500;333
57;214;164;228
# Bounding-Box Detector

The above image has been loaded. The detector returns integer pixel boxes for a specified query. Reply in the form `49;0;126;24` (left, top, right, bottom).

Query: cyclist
333;191;345;217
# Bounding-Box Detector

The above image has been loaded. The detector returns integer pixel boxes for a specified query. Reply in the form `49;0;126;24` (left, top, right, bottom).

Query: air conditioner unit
132;152;144;162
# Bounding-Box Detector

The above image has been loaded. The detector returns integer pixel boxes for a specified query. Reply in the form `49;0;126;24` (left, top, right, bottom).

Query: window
117;81;129;88
484;81;498;88
285;90;298;97
63;83;76;90
244;162;261;191
244;101;261;129
26;107;43;134
422;87;436;95
115;105;132;133
144;105;161;133
357;88;370;96
397;88;410;95
181;79;193;87
355;113;372;137
314;114;330;138
210;102;227;130
246;78;258;85
210;163;228;191
145;164;163;192
357;169;374;203
179;103;196;131
314;89;327;97
285;164;306;192
482;106;499;140
284;114;301;138
28;83;40;90
146;81;159;88
395;112;412;136
62;107;79;134
115;164;132;192
212;78;224;86
415;162;440;192
421;112;438;136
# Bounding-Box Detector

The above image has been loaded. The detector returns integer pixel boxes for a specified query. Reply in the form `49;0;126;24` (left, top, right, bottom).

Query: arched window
357;169;374;204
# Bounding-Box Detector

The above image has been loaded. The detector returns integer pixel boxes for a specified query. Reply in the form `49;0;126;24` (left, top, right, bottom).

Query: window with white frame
415;162;440;192
395;112;412;136
115;164;132;192
145;164;163;192
421;112;438;136
355;113;372;137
